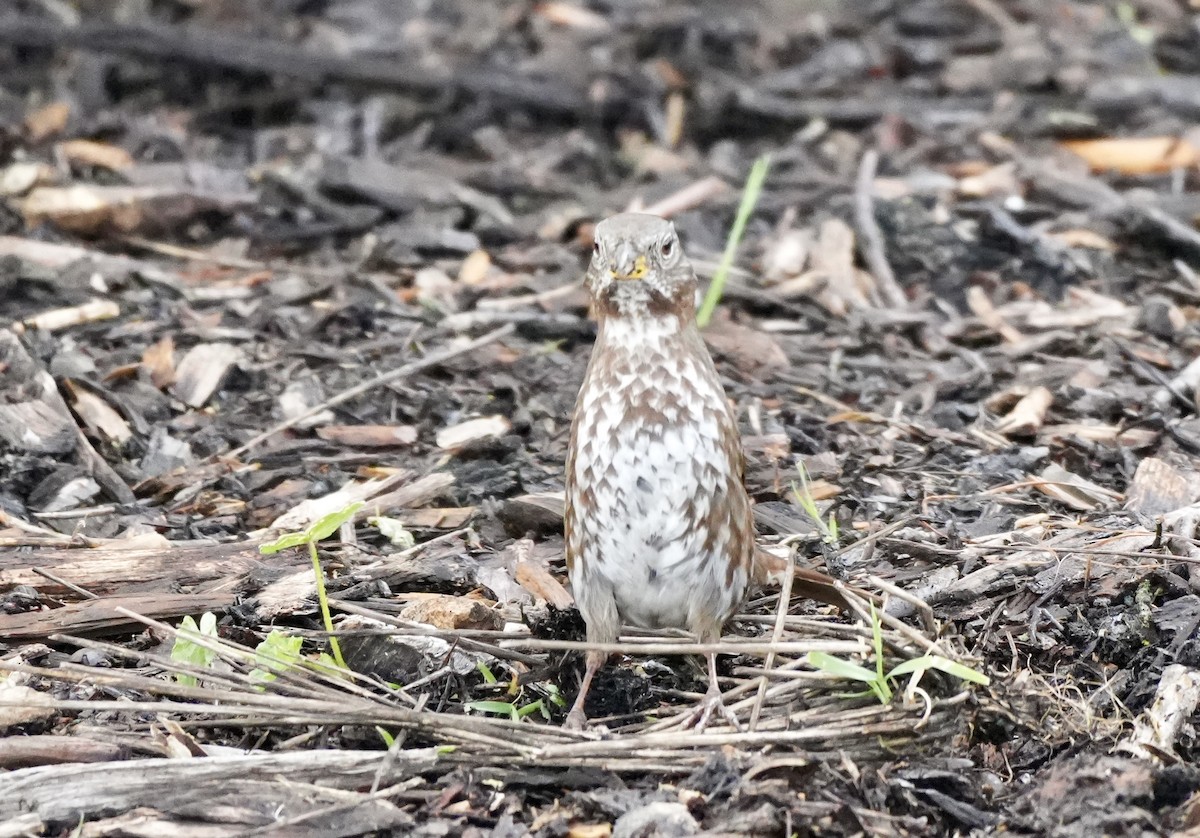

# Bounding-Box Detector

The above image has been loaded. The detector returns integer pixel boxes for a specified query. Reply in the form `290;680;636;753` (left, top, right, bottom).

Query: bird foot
682;686;743;733
563;707;588;732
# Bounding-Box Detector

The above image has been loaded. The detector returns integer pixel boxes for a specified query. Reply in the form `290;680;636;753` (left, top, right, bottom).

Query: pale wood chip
58;139;134;171
436;415;511;451
1033;463;1120;511
64;381;132;445
170;343;242;408
316;424;419;447
22;299;119;333
1125;457;1200;516
967;286;1024;343
400;594;503;631
993;386;1052;436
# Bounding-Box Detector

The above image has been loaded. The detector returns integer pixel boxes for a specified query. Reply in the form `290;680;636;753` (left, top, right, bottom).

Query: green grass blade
889;655;991;686
696;154;771;328
807;651;878;683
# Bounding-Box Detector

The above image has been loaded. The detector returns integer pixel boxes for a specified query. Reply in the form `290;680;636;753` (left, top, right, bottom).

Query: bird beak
610;243;647;281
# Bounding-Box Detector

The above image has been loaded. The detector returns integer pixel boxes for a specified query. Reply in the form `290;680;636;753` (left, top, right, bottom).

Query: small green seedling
792;462;839;544
171;611;219;687
808;604;989;703
260;501;363;671
696;153;772;328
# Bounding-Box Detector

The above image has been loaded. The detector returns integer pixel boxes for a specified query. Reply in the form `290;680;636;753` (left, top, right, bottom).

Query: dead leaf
1062;136;1200;175
142;335;176;389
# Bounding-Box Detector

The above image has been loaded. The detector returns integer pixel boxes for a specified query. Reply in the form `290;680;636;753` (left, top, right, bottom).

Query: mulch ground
1;1;1200;835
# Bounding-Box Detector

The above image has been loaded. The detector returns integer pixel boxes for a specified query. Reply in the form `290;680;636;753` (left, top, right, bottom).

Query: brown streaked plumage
563;212;855;731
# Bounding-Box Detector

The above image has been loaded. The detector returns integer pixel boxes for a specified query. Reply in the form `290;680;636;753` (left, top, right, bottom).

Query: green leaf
436;745;458;755
259;531;309;554
515;700;545;720
171;612;219;685
889;655;990;686
466;700;517;720
807;651;878;683
375;726;396;748
306;501;364;543
476;661;497;685
249;630;305;684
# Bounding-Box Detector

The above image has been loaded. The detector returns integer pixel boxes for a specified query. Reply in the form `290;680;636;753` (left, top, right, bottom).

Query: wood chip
58;139;134;171
1062;136;1200;175
1125;457;1200;516
1119;664;1200;761
399;594;502;631
703;314;788;372
993;386;1052;436
141;335;176;389
0;684;57;729
967;286;1023;343
22;299;119;333
170;343;241;408
1033;463;1119;511
317;424;419;447
63;381;132;445
436;415;511;451
23;101;70;142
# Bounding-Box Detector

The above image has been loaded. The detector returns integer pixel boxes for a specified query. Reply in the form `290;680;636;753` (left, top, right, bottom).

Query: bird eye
660;240;674;258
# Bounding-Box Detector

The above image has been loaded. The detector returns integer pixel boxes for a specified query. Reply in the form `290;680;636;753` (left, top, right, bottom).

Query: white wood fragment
436;415;511;451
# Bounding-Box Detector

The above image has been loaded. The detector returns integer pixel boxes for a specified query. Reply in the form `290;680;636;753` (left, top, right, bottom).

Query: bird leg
682;652;742;732
564;649;605;731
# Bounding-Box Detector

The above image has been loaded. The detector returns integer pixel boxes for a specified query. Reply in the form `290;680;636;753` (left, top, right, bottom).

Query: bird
563;212;855;731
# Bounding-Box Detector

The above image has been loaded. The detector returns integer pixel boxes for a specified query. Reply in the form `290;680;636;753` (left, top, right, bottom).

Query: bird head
586;213;696;320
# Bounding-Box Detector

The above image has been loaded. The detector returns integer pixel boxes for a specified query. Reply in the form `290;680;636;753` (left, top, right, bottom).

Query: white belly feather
569;315;744;631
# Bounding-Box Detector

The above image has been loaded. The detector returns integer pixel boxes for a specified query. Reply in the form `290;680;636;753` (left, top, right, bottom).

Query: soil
1;1;1200;835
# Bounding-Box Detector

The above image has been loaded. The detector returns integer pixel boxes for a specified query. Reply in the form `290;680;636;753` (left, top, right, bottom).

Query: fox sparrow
564;212;853;731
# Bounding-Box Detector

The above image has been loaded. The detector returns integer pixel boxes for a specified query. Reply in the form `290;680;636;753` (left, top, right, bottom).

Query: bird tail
751;548;877;611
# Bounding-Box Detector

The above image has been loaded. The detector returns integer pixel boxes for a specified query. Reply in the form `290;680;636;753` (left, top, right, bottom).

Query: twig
749;546;796;731
221;324;514;459
854;149;907;310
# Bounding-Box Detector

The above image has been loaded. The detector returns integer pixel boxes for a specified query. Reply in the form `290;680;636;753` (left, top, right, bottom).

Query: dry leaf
1061;137;1200;175
142;335;176;389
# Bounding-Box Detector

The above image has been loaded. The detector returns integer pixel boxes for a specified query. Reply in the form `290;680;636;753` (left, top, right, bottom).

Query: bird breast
566;315;750;633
